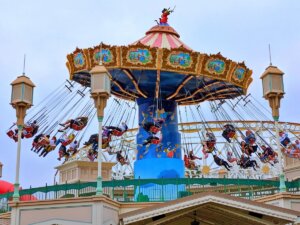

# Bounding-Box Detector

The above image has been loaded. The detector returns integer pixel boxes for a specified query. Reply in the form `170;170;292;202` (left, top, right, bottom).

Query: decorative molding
66;45;253;102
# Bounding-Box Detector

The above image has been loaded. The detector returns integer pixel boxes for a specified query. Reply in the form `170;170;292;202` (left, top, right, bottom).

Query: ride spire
22;54;26;75
268;44;272;66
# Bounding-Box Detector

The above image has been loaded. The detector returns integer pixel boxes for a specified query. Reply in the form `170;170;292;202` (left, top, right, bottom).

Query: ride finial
157;6;175;26
268;44;272;66
22;54;26;75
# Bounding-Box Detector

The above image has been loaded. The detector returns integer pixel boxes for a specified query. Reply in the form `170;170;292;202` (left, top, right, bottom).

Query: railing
1;178;300;213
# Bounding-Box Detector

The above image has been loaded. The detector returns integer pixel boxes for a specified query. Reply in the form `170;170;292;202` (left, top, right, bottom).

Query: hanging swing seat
7;130;19;142
149;125;160;134
62;140;72;146
184;155;196;169
6;130;15;138
281;137;291;147
38;138;49;146
112;130;124;136
207;141;216;149
151;138;160;145
228;131;236;138
62;134;75;146
71;124;85;131
23;126;34;133
23;133;33;138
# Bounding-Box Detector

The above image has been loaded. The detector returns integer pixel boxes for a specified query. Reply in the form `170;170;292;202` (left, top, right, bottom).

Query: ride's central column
135;98;184;180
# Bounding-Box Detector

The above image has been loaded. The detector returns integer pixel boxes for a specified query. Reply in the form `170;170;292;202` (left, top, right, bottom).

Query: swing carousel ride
7;9;300;181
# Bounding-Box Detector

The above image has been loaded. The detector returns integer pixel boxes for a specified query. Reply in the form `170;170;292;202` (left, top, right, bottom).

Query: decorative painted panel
93;49;113;63
206;59;225;75
161;47;198;74
168;52;192;68
233;67;246;81
127;48;152;65
73;52;85;68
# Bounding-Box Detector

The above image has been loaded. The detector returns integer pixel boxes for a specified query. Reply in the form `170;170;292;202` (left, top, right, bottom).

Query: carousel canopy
132;24;191;50
67;12;252;105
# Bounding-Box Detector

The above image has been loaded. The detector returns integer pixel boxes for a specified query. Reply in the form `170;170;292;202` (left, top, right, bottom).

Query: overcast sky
1;0;300;188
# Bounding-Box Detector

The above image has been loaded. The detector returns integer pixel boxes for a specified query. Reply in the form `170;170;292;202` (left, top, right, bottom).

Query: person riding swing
33;134;50;153
105;122;128;136
116;151;129;165
58;116;88;132
7;120;39;141
204;132;216;152
244;130;258;153
188;150;202;160
213;155;232;171
222;124;236;143
141;118;164;134
279;131;291;147
143;131;162;146
184;154;196;170
39;136;57;157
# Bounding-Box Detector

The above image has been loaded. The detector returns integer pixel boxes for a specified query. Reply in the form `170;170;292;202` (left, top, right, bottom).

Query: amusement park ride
6;9;300;182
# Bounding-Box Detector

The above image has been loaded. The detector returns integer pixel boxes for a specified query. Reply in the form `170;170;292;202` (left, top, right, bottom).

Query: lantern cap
90;65;112;78
260;65;284;79
11;75;35;87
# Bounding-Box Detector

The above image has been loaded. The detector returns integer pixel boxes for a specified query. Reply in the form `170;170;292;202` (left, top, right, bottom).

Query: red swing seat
24;133;33;138
7;130;18;142
151;139;160;145
24;126;34;133
207;141;215;149
228;131;236;138
62;140;71;146
149;126;160;134
112;130;123;136
7;130;14;138
71;124;84;131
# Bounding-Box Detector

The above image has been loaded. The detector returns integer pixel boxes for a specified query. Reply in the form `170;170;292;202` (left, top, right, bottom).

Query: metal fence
1;178;299;213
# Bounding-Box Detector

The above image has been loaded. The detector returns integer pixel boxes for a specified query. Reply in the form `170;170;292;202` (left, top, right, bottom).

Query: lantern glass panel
272;74;284;92
262;75;271;96
11;84;22;103
91;73;110;94
105;75;111;94
24;85;33;104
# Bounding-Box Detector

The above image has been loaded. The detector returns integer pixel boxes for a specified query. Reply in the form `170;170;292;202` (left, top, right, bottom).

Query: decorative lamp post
0;162;3;178
10;74;35;201
90;63;111;196
261;65;286;192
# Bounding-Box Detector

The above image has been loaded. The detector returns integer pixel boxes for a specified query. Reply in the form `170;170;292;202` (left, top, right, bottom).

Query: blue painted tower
135;98;184;180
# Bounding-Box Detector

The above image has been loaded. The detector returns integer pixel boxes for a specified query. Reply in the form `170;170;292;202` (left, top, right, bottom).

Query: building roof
120;192;300;225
